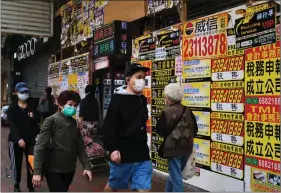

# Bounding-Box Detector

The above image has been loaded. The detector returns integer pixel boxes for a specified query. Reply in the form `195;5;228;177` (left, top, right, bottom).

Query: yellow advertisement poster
68;74;78;91
182;59;211;79
211;142;244;179
182;82;210;108
245;58;280;96
182;12;228;60
193;111;210;136
194;138;210;166
245;121;280;162
251;167;280;192
131;34;152;62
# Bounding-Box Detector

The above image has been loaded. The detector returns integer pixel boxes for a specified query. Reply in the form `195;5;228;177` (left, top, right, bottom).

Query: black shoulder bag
158;106;186;158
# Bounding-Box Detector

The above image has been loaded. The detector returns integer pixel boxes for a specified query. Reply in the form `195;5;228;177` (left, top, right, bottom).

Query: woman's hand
32;175;42;187
83;170;92;181
110;150;121;164
18;139;26;149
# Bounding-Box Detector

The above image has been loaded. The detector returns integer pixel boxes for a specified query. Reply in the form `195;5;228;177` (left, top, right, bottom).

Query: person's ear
126;77;130;84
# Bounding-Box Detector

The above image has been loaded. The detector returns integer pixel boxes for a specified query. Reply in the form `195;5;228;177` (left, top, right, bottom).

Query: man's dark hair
57;90;81;106
46;87;52;94
85;85;94;95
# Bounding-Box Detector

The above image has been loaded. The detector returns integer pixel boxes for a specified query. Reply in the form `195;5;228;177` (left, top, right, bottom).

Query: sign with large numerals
211;56;245;81
211;81;244;113
211;142;244;179
182;12;228;60
211;112;244;146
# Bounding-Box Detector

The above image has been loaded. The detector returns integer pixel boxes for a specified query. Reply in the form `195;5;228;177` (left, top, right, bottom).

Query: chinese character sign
244;43;280;192
182;12;228;60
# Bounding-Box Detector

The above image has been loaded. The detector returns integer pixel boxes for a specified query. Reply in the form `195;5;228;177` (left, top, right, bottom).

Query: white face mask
18;93;29;101
134;79;145;92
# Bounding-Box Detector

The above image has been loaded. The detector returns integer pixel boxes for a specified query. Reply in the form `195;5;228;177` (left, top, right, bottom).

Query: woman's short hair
46;87;52;94
85;85;94;94
57;90;81;106
164;83;184;102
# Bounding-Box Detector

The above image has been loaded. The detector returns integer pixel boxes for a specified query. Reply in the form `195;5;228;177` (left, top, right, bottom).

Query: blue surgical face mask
62;105;76;117
18;93;29;101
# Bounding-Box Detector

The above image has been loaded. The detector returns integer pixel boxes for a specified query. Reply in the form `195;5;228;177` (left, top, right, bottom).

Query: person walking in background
78;84;103;134
38;87;56;122
7;82;40;192
102;63;152;192
32;90;92;192
156;83;198;192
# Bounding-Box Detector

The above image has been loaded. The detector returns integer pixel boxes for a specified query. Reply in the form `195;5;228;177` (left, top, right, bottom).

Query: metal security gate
22;54;49;98
1;0;54;37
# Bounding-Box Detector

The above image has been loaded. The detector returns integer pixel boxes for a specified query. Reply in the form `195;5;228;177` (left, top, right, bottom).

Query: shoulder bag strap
165;106;187;139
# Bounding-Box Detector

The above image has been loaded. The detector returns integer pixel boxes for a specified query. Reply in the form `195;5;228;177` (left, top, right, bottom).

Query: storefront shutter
22;53;49;98
1;0;54;37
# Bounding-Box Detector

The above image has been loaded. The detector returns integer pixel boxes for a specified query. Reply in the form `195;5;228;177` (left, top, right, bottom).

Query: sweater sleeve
155;111;167;137
33;117;53;175
76;129;91;171
7;105;22;143
101;95;120;154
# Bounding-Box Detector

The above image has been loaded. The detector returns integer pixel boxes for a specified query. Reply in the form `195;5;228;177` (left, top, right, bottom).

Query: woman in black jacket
77;85;102;134
7;82;40;192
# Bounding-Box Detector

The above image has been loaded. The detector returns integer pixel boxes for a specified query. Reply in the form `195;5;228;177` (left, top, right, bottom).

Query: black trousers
46;171;75;192
8;141;33;190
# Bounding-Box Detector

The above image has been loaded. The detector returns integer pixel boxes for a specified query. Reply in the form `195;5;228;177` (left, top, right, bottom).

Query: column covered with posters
130;0;280;192
48;53;89;99
239;1;280;192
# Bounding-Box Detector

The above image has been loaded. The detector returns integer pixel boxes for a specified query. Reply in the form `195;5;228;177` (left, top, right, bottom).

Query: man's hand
18;139;26;149
110;150;121;164
83;170;92;181
32;175;42;187
28;112;34;118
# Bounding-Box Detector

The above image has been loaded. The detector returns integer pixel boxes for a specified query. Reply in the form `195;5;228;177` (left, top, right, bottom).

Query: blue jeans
108;160;152;190
165;155;188;192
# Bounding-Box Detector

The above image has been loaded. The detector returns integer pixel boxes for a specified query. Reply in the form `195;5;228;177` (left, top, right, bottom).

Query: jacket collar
168;101;181;107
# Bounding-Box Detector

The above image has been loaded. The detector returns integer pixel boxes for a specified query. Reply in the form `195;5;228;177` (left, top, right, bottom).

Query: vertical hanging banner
244;42;280;192
94;7;104;30
182;12;228;60
48;62;60;97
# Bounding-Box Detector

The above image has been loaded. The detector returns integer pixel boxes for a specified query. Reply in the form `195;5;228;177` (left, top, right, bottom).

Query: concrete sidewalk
1;127;205;192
